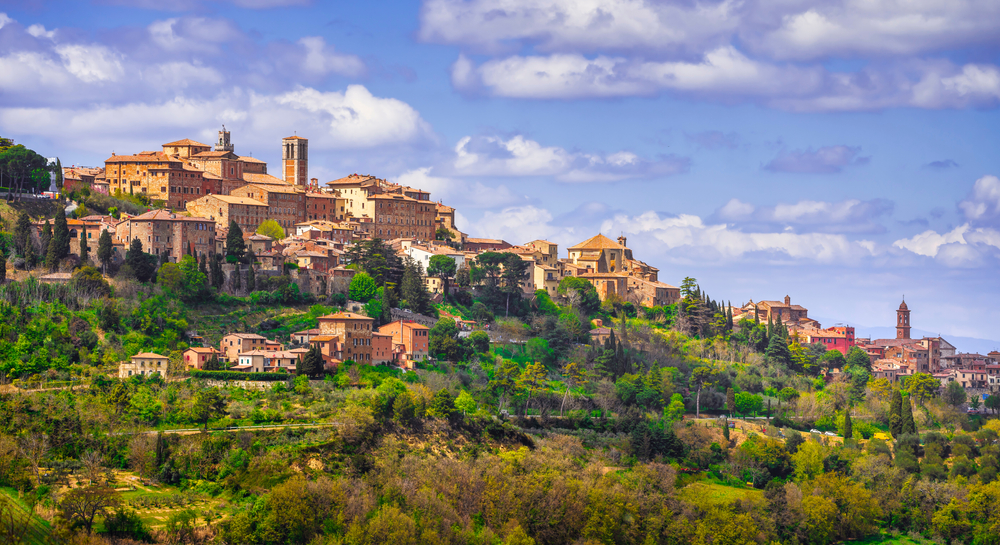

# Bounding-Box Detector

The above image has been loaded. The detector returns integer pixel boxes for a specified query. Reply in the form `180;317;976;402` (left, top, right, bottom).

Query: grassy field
677;480;761;507
0;487;55;545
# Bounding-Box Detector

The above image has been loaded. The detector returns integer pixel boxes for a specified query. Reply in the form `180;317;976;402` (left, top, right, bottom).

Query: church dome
898;299;908;310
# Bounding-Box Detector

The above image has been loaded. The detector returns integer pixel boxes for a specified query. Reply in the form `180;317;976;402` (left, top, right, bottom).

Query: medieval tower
216;126;234;152
896;299;911;339
282;135;308;187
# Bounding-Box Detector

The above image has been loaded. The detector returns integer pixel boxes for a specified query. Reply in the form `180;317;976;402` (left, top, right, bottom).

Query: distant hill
810;317;1000;355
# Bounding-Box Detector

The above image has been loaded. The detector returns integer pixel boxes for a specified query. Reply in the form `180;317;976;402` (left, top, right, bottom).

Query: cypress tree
97;229;113;274
40;221;52;259
247;264;256;292
79;230;89;264
53;208;70;259
13;212;30;256
901;394;917;435
199;253;208;277
226;220;245;262
25;239;37;269
844;407;853;439
722;418;730;442
46;237;59;271
233;265;242;291
726;388;735;417
889;390;903;437
0;257;6;283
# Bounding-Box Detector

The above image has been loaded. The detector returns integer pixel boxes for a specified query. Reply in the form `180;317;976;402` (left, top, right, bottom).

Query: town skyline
1;1;999;342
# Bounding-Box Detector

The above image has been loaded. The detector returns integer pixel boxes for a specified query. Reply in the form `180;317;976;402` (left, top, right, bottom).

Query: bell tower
282;135;308;188
896;298;911;339
216;126;234;152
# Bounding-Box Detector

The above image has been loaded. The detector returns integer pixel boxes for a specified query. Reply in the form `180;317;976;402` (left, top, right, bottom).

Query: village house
183;347;221;370
113;210;216;261
119;352;170;379
377;320;430;368
372;332;394;365
317;312;374;364
220;333;269;362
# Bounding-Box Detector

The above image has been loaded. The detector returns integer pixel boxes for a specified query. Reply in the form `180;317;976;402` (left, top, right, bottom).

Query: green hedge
189;370;290;381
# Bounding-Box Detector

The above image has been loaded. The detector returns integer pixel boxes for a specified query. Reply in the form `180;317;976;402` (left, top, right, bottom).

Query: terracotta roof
466;237;507;244
568;233;624;251
163;138;210;147
248;234;273;241
105;152;172;163
293;328;321;335
133;352;168;359
225;333;267;339
242;173;288;185
186;347;218;353
203;195;267;206
311;335;339;342
283;135;307;140
238;156;266;163
318;312;373;321
191;151;236;158
131;210;213;222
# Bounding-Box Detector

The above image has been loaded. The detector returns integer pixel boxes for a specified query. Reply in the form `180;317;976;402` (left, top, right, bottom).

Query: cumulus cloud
712;198;893;234
431;1;1000;110
393;167;525;209
892;224;1000;266
298;36;366;78
958;175;1000;225
450;134;688;182
0;85;434;154
467;205;578;247
764;145;869;174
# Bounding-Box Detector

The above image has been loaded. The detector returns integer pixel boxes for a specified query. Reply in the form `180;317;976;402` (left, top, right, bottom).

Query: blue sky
1;0;999;347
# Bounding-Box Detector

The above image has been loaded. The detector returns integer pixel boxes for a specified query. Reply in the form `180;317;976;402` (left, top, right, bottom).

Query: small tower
282;135;308;188
896;298;911;339
617;235;627;248
216;126;234;152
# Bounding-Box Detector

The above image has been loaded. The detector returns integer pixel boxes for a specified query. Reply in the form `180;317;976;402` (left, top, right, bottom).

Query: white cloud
599;211;878;263
26;24;56;39
54;44;124;83
0;13;11;30
714;197;893;234
421;0;1000;60
298;36;366;78
959;175;1000;225
467;205;581;246
451;134;688;182
892;223;1000;266
0;85;433;154
393;167;525;209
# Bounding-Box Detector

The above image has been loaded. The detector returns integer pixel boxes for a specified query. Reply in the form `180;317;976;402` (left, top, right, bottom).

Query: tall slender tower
282;136;308;187
896;298;911;339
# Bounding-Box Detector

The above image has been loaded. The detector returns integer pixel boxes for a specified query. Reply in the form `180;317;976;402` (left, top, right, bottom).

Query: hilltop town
0;130;998;544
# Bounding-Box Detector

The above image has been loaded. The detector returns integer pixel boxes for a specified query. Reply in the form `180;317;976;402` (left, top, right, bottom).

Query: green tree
12;212;30;256
734;391;763;416
0;256;5;284
255;219;285;240
691;366;717;418
765;334;792;367
53;208;70;259
845;345;872;372
519;360;547;415
401;258;432;315
820;350;846;372
559;361;588;416
124;238;155;282
468;330;491;354
0;144;50;198
58;485;121;535
491;359;522;414
726;387;735;417
225;220;245;263
426;254;456;301
455;390;476;415
97;229;113;274
843;408;853;439
664;393;685;422
943;380;967;407
78;228;89;263
191;388;226;431
299;345;325;378
901;394;917;435
557;276;601;315
986;394;1000;415
45;237;59;271
905;372;940;404
364;286;384;322
426;388;456;419
889;389;903;436
40;221;52;261
349;271;378;303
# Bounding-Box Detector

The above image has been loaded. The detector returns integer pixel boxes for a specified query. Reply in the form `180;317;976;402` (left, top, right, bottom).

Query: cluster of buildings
735;296;999;396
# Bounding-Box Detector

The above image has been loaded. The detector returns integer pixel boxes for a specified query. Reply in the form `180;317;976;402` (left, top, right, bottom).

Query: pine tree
844;407;853;439
97;229;113;274
25;239;37;269
300;345;324;378
53;208;70;259
765;333;792;367
901;394;917;435
889;390;903;437
401;259;431;315
78;230;89;263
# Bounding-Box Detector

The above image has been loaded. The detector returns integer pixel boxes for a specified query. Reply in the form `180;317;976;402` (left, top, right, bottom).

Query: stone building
119;352;169;378
317;312;374;364
282;136;308;187
370;193;436;241
114;210;216;261
185;194;268;235
231;184;306;232
378;320;430;367
220;333;268;362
